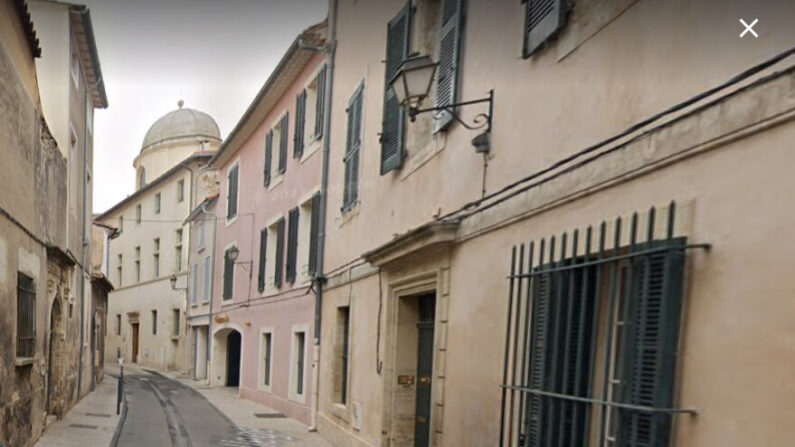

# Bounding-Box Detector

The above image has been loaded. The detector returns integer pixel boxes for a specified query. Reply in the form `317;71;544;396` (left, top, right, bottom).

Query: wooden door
131;323;139;363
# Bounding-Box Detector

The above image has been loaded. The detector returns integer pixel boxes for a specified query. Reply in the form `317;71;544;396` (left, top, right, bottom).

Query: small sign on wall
397;375;415;386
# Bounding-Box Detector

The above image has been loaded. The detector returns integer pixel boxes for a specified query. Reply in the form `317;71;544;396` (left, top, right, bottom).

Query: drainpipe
181;162;198;374
194;161;217;385
77;70;90;397
309;0;338;431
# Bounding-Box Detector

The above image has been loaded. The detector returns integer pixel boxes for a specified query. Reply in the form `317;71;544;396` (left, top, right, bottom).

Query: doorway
413;294;435;447
47;298;63;415
131;323;139;363
226;331;242;387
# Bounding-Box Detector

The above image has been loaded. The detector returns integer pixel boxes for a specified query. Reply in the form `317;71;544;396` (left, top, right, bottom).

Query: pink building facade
208;23;327;425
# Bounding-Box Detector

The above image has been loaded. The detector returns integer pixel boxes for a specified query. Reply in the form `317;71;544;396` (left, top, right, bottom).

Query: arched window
138;167;146;189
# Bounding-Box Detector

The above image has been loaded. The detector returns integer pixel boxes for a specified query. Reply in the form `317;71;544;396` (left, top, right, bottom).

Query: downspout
77;69;90;396
182;162;197;373
194;161;217;385
309;0;338;431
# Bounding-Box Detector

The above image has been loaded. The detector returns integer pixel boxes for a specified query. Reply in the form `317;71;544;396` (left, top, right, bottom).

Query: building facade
315;1;795;447
207;22;327;425
98;104;221;372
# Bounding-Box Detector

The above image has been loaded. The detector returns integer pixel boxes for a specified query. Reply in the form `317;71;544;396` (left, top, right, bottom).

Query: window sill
288;392;306;405
171;336;180;342
330;403;349;422
225;215;240;228
267;174;284;191
338;202;360;228
299;140;321;164
15;357;34;367
257;384;273;394
399;131;447;182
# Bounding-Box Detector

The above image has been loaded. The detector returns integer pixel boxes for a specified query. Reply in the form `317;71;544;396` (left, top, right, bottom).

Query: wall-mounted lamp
227;245;252;274
170;274;187;291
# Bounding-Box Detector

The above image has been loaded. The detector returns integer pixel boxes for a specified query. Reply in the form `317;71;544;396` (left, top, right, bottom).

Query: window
226;165;239;219
278;113;289;174
223;247;235;300
198;219;206;249
118;215;124;233
257;228;267;292
381;3;410;174
434;0;464;132
116;314;122;336
86;93;94;135
273;218;285;289
176;228;183;244
293;331;306;396
153;238;160;278
336;306;351;404
135;246;141;282
154;192;161;214
263;130;273;186
294;90;307;158
117;254;123;286
261;332;273;388
136;204;142;223
286;208;299;284
308;194;321;277
314;66;327;139
343;85;364;211
16;273;36;359
151;310;157;335
523;0;566;58
138;168;146;189
175;229;183;273
190;263;198;305
172;309;180;336
177;179;185;202
203;256;211;302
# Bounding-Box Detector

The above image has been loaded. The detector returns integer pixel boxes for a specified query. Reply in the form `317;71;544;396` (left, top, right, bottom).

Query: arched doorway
225;331;241;387
47;298;64;416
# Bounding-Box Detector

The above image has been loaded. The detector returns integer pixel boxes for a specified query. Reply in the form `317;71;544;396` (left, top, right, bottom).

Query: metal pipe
77;60;89;397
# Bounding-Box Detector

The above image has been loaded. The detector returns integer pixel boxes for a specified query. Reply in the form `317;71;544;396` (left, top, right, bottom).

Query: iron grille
499;202;706;447
16;273;36;358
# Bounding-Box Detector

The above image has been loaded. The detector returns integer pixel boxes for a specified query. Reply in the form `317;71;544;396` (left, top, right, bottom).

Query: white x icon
739;18;759;38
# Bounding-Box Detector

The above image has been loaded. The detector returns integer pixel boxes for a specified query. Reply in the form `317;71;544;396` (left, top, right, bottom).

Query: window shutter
279;113;289;174
223;249;234;299
227;166;238;218
274;218;285;288
380;3;410;174
434;0;464;132
308;193;321;276
294;90;306;158
314;65;327;139
618;244;685;447
524;0;565;57
526;270;554;445
286;208;299;283
343;87;363;210
258;229;267;292
264;130;273;186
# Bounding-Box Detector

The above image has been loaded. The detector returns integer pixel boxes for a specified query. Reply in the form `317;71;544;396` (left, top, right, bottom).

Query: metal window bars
499;202;708;447
16;273;36;359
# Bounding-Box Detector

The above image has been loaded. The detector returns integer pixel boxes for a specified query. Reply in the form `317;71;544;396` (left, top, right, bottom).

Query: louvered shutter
434;0;464;132
524;0;565;57
279;113;289;174
223;249;234;299
526;270;554;447
257;229;267;292
618;243;685;447
294;90;306;158
380;3;410;174
274;218;285;288
264;130;273;186
315;65;326;139
308;194;321;276
343;87;363;210
286;208;299;283
227;166;238;218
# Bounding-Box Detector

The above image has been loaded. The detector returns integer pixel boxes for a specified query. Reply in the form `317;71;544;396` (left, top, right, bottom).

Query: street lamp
169;273;186;291
227;245;240;262
389;53;494;153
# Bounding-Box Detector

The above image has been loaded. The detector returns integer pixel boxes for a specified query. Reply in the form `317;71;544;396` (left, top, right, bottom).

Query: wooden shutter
526;270;554;447
618;244;685;447
279;113;289;174
524;0;565;57
264;130;273;186
286;207;299;283
314;65;327;139
227;166;238;218
294;90;306;158
274;218;285;288
258;229;267;292
223;249;234;299
434;0;464;132
380;3;410;174
308;193;321;276
343;86;363;210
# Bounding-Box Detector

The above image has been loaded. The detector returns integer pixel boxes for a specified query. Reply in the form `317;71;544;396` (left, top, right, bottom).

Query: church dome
141;101;221;151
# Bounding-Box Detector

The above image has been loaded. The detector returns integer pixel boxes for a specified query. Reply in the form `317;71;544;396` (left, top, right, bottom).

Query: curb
108;376;128;447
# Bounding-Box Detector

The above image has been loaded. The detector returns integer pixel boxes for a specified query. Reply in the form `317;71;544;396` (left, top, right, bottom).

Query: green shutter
227;166;238;218
274;218;285;288
524;0;566;57
223;249;234;299
279;113;289;174
434;0;464;132
315;65;326;139
294;90;306;158
343;86;363;210
380;3;410;174
308;193;320;276
286;208;299;283
264;130;273;186
258;229;267;292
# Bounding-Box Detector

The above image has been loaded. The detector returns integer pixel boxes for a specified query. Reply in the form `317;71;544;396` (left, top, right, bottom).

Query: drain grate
253;413;286;419
69;424;98;430
85;412;112;418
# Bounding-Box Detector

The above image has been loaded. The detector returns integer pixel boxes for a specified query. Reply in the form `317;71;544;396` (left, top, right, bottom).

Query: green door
414;294;436;447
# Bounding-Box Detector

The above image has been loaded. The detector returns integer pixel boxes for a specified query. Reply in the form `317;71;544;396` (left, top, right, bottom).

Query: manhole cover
69;424;98;430
254;413;286;419
85;412;112;418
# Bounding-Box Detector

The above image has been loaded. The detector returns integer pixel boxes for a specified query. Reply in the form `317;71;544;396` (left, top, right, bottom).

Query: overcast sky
86;0;327;213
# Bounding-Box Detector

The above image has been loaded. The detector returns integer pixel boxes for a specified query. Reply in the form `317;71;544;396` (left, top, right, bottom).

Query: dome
141;101;221;151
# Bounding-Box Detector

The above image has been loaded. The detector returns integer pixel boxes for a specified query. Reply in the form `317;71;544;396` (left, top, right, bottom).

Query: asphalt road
115;372;267;447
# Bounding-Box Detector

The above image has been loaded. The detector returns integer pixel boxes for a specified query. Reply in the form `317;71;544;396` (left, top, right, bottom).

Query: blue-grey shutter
223;249;234;299
314;65;326;139
343;86;363;210
279;113;289;174
264;130;273;186
286;207;299;284
380;3;410;174
227;166;238;218
274;218;285;288
308;193;320;276
294;90;306;158
434;0;464;132
618;243;685;447
527;270;554;446
524;0;566;57
257;229;267;292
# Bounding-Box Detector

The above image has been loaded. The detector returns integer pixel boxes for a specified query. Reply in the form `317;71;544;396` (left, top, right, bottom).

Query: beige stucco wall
134;138;220;190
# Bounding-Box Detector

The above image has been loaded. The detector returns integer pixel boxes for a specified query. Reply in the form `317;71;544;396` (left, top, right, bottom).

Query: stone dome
141;101;221;151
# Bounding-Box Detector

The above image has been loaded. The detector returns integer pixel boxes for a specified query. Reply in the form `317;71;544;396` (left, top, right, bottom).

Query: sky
86;0;327;213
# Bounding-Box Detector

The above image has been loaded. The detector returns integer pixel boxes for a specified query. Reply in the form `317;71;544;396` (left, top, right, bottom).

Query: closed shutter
286;208;299;283
258;229;267;292
618;244;685;447
264;130;273;186
279;113;289;174
526;270;554;446
274;218;285;288
223;249;234;300
308;193;321;276
434;0;464;132
227;166;239;218
314;65;327;139
524;0;566;58
294;90;306;158
343;86;363;210
380;3;410;174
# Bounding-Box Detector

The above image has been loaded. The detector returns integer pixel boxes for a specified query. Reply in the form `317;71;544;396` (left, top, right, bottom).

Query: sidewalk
34;376;122;447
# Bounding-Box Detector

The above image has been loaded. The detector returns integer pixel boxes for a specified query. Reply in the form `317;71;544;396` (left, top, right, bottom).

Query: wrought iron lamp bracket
408;89;494;135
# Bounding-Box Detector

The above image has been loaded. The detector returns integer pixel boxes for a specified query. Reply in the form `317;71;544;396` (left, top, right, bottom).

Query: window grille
16;273;36;359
